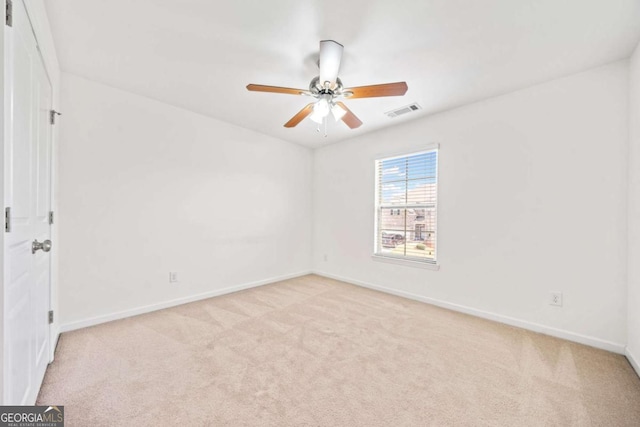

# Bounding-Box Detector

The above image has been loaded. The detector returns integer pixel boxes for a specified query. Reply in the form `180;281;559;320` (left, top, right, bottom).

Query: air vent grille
386;103;421;118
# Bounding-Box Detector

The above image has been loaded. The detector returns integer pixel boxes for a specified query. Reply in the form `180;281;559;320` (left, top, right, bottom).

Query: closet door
4;0;53;405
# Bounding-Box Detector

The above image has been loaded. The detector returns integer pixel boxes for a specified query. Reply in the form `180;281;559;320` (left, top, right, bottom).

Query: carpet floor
38;274;640;426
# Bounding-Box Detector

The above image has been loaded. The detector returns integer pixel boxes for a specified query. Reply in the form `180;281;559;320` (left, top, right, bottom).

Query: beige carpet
38;274;640;426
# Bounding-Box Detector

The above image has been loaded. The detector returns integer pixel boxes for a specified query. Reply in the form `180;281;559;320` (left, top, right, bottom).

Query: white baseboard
626;347;640;378
313;270;626;354
59;270;312;333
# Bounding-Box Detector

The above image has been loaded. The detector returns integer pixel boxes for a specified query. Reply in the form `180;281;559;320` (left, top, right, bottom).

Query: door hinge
5;0;12;27
5;207;10;233
48;310;54;324
50;110;61;125
49;211;54;225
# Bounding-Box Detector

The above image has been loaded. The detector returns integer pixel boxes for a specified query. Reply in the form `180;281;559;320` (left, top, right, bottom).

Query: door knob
32;239;52;254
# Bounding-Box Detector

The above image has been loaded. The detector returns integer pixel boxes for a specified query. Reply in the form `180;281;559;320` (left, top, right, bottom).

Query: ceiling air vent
386;103;422;118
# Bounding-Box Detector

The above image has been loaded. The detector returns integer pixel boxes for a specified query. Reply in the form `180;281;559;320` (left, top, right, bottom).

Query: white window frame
373;145;439;270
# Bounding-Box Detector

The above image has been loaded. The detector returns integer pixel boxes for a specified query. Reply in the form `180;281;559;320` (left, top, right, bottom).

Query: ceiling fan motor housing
309;76;343;95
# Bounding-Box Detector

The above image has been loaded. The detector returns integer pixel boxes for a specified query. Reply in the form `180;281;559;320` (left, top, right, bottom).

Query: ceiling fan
246;40;408;134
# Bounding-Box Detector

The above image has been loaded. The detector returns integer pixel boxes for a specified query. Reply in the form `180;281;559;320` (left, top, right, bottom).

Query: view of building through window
375;149;438;262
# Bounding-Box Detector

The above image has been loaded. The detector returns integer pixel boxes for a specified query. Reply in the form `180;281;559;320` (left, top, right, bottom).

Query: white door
4;0;53;405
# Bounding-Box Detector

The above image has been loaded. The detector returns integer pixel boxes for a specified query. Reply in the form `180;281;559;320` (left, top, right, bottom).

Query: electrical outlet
169;272;179;283
550;292;562;306
323;254;328;262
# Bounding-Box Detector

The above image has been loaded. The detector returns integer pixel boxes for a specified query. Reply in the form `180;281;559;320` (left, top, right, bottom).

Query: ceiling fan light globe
309;111;325;124
313;98;331;117
331;103;347;121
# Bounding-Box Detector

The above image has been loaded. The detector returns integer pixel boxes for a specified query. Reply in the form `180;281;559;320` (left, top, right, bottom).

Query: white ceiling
45;0;640;148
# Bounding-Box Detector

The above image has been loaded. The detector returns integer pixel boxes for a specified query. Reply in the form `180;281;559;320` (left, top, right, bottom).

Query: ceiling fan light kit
246;40;408;136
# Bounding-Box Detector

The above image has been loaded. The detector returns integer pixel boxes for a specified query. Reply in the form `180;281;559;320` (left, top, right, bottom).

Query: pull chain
315;116;329;137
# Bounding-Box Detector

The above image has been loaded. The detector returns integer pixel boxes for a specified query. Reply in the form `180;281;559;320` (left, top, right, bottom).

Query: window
375;149;438;264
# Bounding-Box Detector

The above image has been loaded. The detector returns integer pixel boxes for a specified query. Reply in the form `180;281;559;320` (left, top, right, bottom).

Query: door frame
1;0;60;404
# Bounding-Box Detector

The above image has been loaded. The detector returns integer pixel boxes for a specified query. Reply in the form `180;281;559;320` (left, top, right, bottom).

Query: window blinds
375;149;438;263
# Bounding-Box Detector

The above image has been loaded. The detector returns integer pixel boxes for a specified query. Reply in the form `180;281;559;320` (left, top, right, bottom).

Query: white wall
58;73;312;328
313;61;629;351
628;43;640;371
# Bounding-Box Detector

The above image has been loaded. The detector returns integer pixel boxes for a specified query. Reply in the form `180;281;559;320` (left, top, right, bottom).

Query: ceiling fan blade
335;102;363;129
284;103;314;128
319;40;343;87
246;84;307;95
343;82;408;99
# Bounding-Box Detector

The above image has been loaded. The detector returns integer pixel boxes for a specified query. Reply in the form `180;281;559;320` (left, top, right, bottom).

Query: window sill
371;255;440;270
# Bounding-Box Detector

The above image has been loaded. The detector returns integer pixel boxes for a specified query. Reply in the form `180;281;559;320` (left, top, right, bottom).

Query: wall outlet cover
550;292;562;306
